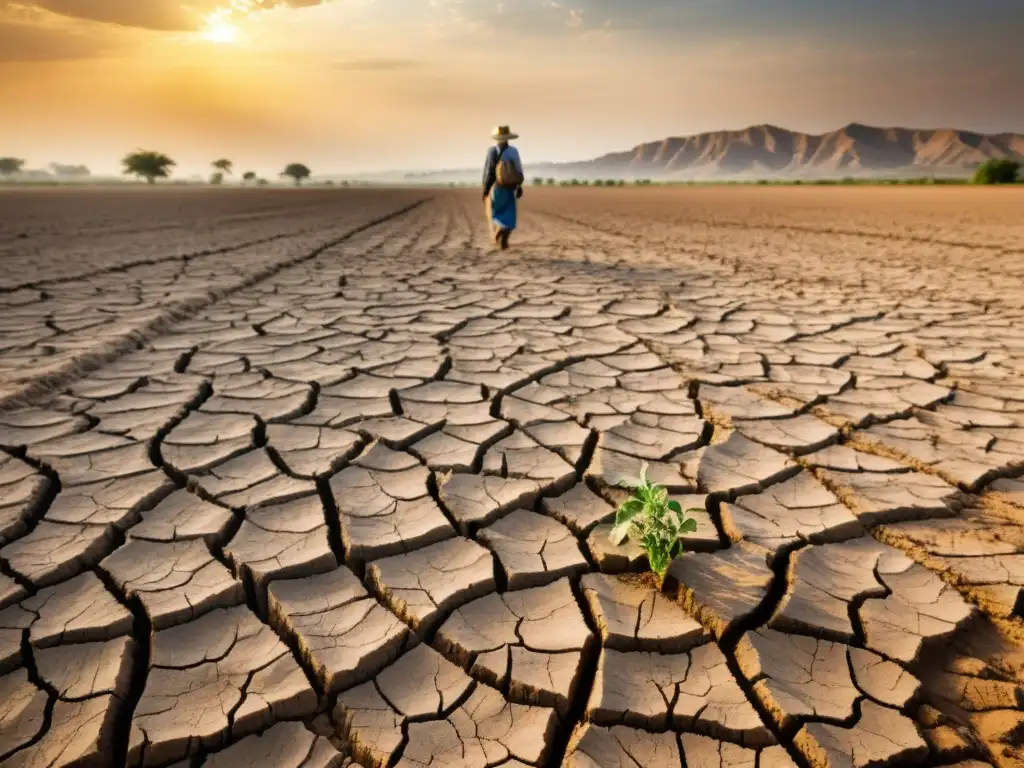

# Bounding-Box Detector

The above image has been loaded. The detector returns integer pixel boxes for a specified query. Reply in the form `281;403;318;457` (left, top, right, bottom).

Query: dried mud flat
0;185;1023;768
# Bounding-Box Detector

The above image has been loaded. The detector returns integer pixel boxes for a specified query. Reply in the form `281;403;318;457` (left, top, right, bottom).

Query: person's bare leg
484;196;497;242
499;229;510;250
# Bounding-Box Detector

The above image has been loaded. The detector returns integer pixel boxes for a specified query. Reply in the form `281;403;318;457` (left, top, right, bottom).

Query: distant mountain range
400;122;1024;182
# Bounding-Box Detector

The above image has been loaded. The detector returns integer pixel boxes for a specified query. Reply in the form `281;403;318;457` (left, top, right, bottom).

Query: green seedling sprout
609;462;701;580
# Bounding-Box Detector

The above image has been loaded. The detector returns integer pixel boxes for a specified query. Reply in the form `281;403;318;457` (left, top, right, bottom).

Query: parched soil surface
0;186;1022;768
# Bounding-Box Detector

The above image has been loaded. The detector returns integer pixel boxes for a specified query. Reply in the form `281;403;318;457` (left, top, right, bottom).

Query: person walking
482;125;524;250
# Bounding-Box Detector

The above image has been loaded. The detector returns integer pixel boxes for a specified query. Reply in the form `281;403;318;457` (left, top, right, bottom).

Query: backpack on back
495;146;524;189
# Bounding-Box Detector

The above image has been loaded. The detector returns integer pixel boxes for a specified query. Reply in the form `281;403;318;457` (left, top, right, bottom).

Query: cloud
433;0;581;37
332;57;418;71
1;0;330;32
0;8;128;60
0;22;99;59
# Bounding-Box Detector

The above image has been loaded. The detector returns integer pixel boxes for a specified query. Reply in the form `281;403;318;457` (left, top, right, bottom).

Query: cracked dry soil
1;185;1023;768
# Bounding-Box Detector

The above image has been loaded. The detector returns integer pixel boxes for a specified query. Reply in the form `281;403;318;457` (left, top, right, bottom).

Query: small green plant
609;462;700;580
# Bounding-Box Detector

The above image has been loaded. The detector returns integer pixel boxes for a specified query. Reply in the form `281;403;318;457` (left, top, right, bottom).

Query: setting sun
201;19;241;44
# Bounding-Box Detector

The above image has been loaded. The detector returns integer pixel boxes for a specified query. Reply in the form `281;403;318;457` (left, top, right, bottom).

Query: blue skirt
490;186;517;231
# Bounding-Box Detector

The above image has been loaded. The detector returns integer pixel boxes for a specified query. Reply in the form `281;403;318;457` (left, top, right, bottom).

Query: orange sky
2;0;1022;176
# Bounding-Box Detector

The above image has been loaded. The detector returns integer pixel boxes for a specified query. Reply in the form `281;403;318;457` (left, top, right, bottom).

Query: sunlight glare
202;18;241;44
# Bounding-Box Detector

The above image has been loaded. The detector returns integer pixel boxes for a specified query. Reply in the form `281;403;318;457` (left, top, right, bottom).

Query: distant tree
0;157;25;176
281;163;311;186
122;150;175;184
242;171;256;185
49;162;90;177
209;171;224;185
971;158;1020;185
257;178;269;187
617;179;625;187
212;158;233;175
532;177;544;186
546;178;555;186
341;180;349;187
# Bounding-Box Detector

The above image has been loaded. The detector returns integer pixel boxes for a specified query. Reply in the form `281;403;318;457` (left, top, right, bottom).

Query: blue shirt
482;144;523;194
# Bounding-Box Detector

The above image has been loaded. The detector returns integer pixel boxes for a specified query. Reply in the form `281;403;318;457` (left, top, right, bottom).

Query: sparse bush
209;171;224;185
122;150;175;184
570;178;580;186
546;177;556;186
532;177;544;186
49;163;90;178
0;157;25;176
257;178;269;187
617;179;625;187
281;163;312;186
609;463;700;581
972;158;1020;185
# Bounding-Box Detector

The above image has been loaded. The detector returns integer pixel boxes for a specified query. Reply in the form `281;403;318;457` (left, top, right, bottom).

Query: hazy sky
2;0;1022;176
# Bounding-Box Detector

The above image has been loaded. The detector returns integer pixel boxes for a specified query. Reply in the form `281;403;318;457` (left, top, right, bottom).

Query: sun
201;18;241;44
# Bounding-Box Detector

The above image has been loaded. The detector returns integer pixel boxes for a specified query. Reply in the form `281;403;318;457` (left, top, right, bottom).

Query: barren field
0;186;1022;768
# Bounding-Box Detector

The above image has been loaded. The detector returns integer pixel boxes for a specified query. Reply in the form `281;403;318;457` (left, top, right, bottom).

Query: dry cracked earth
0;185;1023;768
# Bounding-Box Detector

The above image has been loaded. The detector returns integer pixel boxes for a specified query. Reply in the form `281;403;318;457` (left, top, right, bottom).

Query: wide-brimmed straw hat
492;125;519;141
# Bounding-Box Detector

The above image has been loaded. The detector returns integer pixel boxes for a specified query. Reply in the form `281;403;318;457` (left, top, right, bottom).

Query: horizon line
7;118;1023;180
